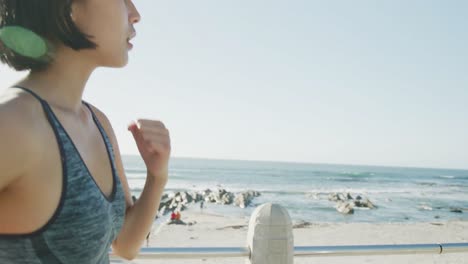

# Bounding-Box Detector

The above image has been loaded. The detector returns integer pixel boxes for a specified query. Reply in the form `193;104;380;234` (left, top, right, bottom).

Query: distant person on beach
170;210;181;223
168;210;188;226
0;1;171;262
200;200;205;214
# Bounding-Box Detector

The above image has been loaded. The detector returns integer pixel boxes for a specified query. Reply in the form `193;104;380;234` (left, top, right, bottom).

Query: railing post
246;203;294;264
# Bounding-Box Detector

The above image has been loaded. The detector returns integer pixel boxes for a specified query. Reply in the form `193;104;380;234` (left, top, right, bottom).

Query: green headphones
0;26;48;59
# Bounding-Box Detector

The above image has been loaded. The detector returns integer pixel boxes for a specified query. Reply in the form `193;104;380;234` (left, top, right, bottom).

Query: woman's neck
14;46;96;115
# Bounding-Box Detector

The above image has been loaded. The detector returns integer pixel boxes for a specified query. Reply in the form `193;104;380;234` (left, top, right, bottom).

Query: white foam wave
440;175;455;179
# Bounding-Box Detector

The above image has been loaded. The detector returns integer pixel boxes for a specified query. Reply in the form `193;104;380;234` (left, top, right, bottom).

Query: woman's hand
128;119;171;184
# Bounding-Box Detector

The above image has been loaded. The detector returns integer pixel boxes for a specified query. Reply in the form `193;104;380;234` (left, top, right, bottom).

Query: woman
0;0;171;263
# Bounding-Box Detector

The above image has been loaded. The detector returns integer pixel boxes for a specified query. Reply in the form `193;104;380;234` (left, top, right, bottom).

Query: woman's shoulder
0;88;45;191
0;88;45;132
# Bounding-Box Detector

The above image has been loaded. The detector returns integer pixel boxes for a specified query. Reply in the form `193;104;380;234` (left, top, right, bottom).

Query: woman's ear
69;0;83;24
70;2;77;23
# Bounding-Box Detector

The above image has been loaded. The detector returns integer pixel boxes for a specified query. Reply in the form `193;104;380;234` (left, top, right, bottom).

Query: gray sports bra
0;86;126;263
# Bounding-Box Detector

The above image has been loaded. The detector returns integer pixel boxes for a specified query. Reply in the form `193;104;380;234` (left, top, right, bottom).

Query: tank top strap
10;85;47;104
82;101;102;132
82;101;118;178
10;85;68;162
10;85;62;128
82;101;114;154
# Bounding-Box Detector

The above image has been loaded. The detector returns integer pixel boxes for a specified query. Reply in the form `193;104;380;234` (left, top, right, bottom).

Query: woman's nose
128;0;141;24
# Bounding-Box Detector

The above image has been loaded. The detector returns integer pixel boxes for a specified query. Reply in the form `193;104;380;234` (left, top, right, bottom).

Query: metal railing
293;243;468;257
111;247;250;260
110;243;468;260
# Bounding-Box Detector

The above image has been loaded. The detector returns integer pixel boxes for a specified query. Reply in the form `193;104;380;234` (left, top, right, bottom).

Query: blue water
123;155;468;223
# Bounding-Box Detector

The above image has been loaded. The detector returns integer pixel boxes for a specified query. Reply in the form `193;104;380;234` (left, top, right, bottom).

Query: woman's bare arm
0;94;41;193
87;104;168;260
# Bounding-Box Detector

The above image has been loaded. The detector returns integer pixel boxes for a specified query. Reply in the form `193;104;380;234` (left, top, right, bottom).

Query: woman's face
70;0;141;68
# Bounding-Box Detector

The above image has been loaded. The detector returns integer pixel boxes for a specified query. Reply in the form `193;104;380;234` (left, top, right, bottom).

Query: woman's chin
102;54;129;68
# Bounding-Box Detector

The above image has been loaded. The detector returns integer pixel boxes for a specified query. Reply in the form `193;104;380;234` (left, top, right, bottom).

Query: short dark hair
0;0;97;71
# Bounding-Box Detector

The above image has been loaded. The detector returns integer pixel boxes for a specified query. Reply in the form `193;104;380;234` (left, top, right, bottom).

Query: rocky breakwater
328;192;377;214
157;189;261;216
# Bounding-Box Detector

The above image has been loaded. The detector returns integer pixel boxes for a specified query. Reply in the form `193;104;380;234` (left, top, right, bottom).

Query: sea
123;155;468;224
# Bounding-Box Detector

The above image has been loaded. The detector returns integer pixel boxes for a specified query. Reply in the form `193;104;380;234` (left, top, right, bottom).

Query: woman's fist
128;119;171;183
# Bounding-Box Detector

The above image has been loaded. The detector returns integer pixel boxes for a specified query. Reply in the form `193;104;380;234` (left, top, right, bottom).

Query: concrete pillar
246;203;294;264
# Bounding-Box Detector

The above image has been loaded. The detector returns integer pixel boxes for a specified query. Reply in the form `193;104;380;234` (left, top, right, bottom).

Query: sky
1;1;467;170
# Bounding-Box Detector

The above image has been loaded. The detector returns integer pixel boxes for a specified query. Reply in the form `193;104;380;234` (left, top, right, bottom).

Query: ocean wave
333;177;369;182
127;176;147;180
260;190;307;195
417;182;438;186
418;204;433;211
440;175;455;179
125;168;147;174
339;171;376;177
133;187;420;197
304;188;419;196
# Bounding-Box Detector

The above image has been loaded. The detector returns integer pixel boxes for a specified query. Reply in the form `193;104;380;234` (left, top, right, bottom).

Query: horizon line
120;154;468;172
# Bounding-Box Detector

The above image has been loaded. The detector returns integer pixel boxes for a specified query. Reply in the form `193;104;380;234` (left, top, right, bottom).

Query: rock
293;220;313;228
170;198;179;208
157;191;197;215
246;190;261;197
221;192;234;204
187;189;263;208
234;191;259;208
179;191;193;204
206;192;218;203
355;198;376;209
234;193;248;208
201;189;212;196
158;196;174;215
328;193;342;202
216;189;227;204
204;189;235;205
306;193;320;200
158;205;167;216
326;192;378;214
159;197;171;206
192;192;204;203
158;189;261;212
336;201;354;214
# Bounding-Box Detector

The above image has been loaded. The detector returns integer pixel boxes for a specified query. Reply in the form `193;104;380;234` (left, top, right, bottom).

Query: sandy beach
117;157;468;263
113;209;468;264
